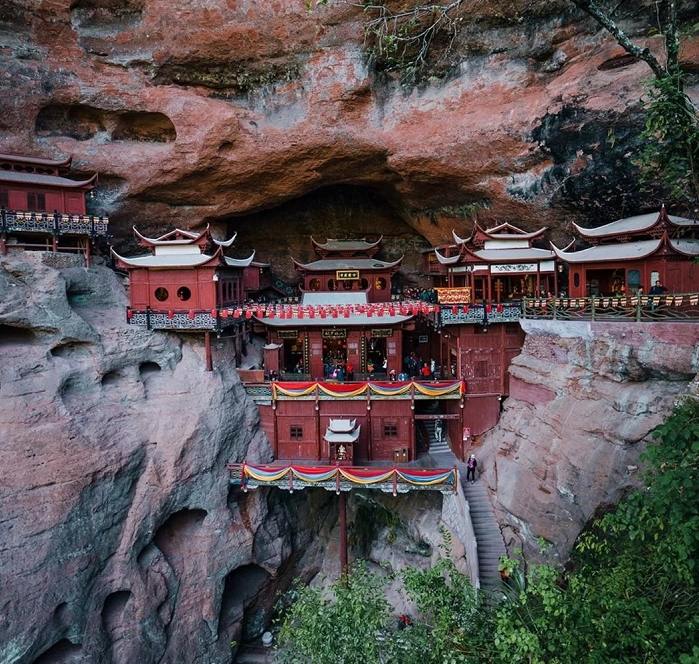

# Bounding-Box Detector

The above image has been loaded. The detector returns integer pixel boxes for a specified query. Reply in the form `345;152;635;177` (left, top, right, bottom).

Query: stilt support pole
339;491;348;578
205;331;213;372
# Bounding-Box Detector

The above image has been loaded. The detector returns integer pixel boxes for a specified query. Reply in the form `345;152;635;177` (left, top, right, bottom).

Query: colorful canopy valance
271;379;466;399
230;463;458;495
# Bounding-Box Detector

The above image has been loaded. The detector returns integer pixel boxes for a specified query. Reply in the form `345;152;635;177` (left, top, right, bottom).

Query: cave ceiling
2;0;699;257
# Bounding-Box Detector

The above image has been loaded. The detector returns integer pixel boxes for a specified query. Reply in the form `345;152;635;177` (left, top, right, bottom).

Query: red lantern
309;309;316;319
233;309;240;318
389;307;395;316
211;309;218;318
188;310;195;319
268;310;275;318
452;305;458;314
126;309;133;320
245;310;252;319
168;310;174;319
463;305;469;313
367;308;373;317
486;304;492;313
332;310;338;318
497;303;503;313
320;310;327;318
344;310;350;318
222;309;229;318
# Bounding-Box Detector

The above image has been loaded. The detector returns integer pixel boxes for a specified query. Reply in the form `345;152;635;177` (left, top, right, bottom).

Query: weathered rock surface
477;319;699;563
0;252;300;664
2;1;699;256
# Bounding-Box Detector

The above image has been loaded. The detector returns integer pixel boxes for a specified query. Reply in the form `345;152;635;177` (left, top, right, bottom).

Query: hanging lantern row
207;300;442;320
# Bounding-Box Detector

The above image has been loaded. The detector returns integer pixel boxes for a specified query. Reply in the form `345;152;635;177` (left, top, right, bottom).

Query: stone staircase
423;419;452;455
459;471;506;593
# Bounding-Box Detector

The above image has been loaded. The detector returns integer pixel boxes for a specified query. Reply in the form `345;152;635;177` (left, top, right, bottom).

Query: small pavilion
0;152;108;263
552;206;699;297
426;221;557;302
112;226;255;369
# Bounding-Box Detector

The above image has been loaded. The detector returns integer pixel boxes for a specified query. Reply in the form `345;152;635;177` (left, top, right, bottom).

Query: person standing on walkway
434;419;443;443
466;454;477;483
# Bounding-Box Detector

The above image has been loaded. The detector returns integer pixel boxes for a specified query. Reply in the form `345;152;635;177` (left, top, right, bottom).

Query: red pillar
339;491;348;577
205;331;213;372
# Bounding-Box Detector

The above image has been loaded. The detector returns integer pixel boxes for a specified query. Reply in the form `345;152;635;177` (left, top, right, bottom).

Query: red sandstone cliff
478;318;699;564
1;1;699;264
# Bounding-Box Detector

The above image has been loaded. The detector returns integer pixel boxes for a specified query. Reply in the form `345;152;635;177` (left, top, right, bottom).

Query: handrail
521;294;699;322
0;208;109;236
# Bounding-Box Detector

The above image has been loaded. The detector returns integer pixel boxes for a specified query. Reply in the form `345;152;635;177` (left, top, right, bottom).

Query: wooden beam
205;331;213;372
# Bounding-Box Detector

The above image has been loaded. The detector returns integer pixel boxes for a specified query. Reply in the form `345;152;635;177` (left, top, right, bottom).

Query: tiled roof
573;212;699;238
0;153;72;167
294;257;402;271
551;239;663;263
0;170;96;188
312;236;382;250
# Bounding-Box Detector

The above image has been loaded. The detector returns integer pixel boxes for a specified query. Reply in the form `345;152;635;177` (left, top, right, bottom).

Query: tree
278;400;699;664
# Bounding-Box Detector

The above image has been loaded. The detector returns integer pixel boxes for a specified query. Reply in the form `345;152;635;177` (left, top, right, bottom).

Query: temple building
0;152;108;263
425;221;557;301
257;236;412;379
112;226;255;369
552;206;699;297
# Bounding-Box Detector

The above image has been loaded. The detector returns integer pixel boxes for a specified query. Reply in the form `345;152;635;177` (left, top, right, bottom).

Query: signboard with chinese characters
276;329;299;339
322;328;347;339
371;328;394;338
336;270;360;280
436;287;472;304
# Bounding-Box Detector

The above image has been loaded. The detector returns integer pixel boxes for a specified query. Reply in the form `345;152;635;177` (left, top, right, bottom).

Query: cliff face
0;253;310;664
2;1;698;257
478;319;699;563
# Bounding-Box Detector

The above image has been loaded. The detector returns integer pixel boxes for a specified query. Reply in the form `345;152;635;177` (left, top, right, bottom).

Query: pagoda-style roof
324;426;361;444
573;207;699;240
475;247;554;261
453;222;547;246
133;226;237;248
434;243;553;265
0;153;73;169
0;170;97;189
113;226;253;269
292;256;403;273
327;419;357;433
311;236;382;258
111;250;225;269
551;237;699;263
111;246;256;269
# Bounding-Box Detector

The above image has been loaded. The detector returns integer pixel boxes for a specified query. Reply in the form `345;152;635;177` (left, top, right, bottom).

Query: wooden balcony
1;209;109;237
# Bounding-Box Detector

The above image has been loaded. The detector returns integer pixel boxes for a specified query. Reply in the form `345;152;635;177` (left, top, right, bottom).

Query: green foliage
280;401;699;664
637;74;699;206
277;561;397;664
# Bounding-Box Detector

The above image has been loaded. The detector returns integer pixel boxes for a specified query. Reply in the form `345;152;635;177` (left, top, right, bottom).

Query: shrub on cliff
278;399;699;664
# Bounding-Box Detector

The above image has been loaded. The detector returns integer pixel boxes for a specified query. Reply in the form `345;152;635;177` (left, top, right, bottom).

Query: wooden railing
1;209;109;236
521;294;699;322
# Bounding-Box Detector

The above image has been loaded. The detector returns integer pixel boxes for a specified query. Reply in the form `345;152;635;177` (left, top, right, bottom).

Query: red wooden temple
425;221;558;301
112;226;256;369
552;206;699;297
0;152;108;263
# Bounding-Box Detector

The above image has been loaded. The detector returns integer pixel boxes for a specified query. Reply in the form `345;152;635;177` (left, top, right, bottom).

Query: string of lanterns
126;300;511;320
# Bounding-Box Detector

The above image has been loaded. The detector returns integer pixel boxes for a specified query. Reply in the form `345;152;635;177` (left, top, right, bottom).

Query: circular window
309;278;321;291
154;287;169;302
360;278;369;290
177;286;192;301
375;277;387;291
328;279;337;291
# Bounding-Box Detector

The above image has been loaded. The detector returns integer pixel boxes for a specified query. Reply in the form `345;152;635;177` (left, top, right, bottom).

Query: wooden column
52;235;58;252
272;402;279;460
84;239;91;268
460;399;466;461
315;387;322;461
339;491;348;578
205;331;213;372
